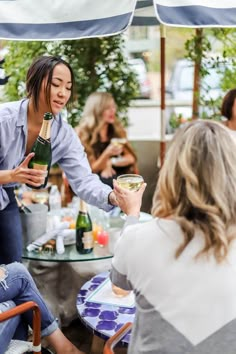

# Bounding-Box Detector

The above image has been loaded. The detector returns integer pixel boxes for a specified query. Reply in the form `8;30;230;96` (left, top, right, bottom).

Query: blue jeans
0;262;58;354
0;300;20;353
0;187;22;264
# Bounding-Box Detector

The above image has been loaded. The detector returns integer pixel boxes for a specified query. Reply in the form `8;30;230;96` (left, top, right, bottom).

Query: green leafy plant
184;28;236;121
169;113;190;129
3;36;139;127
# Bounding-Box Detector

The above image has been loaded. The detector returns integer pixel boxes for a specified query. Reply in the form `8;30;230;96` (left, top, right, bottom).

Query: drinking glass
117;174;144;192
116;174;144;219
111;284;131;297
111;137;127;148
110;138;127;163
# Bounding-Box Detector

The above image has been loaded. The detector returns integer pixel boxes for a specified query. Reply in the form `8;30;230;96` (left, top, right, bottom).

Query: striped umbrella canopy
1;0;236;162
0;1;235;40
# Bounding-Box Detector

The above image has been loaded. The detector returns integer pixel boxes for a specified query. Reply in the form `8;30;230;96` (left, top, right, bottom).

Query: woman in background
112;120;236;354
76;92;138;188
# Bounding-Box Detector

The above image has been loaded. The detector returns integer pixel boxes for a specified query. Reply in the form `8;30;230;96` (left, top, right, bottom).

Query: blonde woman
112;120;236;354
75;92;138;188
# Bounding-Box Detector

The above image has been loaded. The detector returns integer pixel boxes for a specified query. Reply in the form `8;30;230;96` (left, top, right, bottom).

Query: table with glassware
22;242;113;262
22;216;124;262
22;205;151;326
21;207;125;326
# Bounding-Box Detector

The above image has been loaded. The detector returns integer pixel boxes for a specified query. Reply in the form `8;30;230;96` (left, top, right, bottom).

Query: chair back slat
103;322;132;354
0;301;41;354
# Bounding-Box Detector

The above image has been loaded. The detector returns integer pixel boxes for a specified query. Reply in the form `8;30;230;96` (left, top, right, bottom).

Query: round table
22;243;113;262
76;271;135;345
22;215;125;262
22;212;152;262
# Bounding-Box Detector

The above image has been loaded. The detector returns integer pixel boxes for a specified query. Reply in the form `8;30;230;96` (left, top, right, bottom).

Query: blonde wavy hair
152;120;236;262
77;92;136;161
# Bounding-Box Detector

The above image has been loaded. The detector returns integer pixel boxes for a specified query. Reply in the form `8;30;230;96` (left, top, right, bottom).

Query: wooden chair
0;300;42;354
103;322;132;354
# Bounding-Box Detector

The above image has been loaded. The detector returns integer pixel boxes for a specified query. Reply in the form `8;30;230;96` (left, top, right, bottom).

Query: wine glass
111;137;127;146
117;174;144;191
110;138;127;163
116;174;144;219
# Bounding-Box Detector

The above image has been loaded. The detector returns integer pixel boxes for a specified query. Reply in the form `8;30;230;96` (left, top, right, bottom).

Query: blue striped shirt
0;98;113;211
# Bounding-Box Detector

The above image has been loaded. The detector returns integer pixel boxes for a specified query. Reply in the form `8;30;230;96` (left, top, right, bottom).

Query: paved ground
61;317;128;354
62;318;93;353
42;317;127;354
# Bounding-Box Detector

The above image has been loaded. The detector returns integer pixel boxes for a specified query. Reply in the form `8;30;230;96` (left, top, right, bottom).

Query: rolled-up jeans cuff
41;319;58;337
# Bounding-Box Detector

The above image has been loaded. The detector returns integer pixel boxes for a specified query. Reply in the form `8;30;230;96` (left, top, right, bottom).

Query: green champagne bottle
27;112;53;189
15;195;32;214
76;200;93;254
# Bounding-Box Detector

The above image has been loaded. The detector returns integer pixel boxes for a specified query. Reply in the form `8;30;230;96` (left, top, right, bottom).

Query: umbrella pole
160;24;166;166
192;28;203;120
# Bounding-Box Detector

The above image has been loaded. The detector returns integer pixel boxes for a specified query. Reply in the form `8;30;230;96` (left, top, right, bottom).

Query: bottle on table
26;112;53;189
76;199;93;254
49;185;62;211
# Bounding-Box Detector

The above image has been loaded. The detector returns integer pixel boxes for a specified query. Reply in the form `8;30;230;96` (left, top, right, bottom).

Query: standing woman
76;92;138;188
0;56;117;264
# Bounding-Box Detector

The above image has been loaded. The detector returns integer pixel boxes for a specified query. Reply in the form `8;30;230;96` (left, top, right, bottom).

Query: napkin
86;278;135;307
26;221;70;252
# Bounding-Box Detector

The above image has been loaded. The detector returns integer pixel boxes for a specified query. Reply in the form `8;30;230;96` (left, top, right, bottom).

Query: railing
129;98;192;108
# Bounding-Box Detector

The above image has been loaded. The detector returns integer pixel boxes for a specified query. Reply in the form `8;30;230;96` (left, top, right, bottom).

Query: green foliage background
3;36;139;127
185;28;236;120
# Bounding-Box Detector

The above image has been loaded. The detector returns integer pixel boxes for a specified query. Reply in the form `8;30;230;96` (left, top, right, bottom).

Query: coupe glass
116;174;144;219
110;137;127;147
110;138;127;164
117;174;144;192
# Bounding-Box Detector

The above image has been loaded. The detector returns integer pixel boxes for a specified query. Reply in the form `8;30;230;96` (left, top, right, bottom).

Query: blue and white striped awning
0;0;236;40
155;0;236;28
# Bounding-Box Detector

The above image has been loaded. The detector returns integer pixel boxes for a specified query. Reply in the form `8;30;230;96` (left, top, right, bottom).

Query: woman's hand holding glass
105;143;123;159
110;138;127;164
113;176;146;217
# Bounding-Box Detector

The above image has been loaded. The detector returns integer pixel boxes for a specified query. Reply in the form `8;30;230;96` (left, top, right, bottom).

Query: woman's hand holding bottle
10;153;47;187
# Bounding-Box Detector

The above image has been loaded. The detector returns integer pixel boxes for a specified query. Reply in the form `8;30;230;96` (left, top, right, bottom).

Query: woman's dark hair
26;55;75;112
221;88;236;120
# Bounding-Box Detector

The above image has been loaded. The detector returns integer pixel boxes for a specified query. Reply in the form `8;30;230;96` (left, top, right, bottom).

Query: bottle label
37;136;50;145
82;231;93;249
39;119;51;140
32;163;47;171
